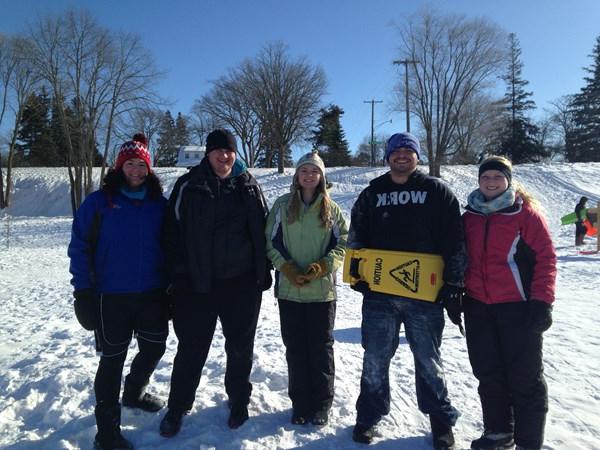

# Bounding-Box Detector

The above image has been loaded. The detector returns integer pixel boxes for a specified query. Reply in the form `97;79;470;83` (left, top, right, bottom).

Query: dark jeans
356;295;458;428
94;290;168;406
278;299;336;416
167;274;262;412
464;297;548;449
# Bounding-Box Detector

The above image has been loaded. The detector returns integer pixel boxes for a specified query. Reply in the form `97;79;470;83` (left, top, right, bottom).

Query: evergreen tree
497;33;547;163
174;112;191;147
48;97;74;166
16;90;59;166
155;110;177;166
569;35;600;162
309;105;351;166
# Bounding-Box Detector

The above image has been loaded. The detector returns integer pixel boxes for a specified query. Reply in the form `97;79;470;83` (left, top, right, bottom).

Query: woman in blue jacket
68;134;168;450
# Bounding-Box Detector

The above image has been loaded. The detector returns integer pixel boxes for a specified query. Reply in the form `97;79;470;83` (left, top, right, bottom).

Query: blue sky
2;0;599;158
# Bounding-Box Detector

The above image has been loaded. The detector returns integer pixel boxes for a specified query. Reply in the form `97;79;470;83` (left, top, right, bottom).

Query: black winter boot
227;404;249;429
159;409;185;438
93;403;133;450
430;415;455;450
122;375;164;413
471;430;514;449
352;423;375;444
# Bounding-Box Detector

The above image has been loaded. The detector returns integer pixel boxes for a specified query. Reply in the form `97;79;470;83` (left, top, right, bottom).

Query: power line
392;59;419;132
363;99;383;166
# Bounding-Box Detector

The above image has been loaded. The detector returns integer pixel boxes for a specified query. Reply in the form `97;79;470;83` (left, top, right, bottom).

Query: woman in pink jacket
462;156;556;450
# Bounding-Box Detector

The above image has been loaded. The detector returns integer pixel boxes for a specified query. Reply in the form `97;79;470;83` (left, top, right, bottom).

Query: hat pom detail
132;133;148;146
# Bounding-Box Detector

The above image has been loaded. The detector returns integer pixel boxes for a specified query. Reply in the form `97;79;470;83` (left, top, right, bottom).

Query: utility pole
363;99;383;166
393;59;419;132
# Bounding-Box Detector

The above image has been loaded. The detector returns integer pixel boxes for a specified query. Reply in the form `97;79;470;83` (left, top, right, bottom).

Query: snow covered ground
0;163;599;450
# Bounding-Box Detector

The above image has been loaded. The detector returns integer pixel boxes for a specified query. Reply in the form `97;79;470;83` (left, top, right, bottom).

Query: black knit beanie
205;129;237;153
478;159;512;185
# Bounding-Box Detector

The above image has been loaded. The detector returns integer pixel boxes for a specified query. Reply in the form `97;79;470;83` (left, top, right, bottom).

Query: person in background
68;133;169;450
462;156;556;450
265;151;348;426
159;129;271;437
575;196;590;246
348;132;466;450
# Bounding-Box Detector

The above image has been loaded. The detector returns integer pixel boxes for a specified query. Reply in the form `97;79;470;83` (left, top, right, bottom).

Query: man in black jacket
349;132;466;450
159;129;271;437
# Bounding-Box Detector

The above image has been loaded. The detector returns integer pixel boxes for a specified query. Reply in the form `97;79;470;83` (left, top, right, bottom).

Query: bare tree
542;96;576;160
30;10;163;213
194;73;264;167
394;9;506;176
1;36;38;209
189;108;222;146
98;32;165;181
239;42;327;172
0;34;13;131
450;93;504;163
30;10;109;212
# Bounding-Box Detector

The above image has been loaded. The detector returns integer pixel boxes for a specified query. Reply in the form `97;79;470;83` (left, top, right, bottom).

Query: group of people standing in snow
68;128;556;450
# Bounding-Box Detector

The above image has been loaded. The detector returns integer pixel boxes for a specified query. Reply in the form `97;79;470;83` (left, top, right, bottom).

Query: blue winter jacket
68;189;168;294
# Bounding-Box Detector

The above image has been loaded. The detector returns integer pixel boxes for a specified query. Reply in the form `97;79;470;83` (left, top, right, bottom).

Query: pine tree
49;97;71;166
497;33;547;163
309;105;351;166
569;35;600;162
16;90;58;166
174;112;191;147
155;110;177;166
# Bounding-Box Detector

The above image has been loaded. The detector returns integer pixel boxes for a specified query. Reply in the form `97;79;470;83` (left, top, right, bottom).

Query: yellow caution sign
343;248;444;302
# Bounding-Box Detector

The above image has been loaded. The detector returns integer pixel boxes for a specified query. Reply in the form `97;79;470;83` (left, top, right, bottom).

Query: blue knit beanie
385;132;421;161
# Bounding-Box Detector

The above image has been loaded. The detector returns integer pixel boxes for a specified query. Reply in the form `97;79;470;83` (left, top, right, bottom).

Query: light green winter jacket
265;192;348;302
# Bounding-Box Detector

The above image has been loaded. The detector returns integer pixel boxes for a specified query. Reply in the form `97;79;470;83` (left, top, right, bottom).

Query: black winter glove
528;300;553;333
350;280;371;295
73;289;99;331
436;284;465;335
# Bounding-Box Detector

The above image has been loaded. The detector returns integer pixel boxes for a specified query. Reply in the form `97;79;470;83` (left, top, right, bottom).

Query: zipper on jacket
482;215;491;301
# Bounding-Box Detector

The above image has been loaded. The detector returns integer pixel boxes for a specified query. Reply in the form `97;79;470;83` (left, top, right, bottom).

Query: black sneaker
311;410;328;426
430;415;455;450
352;423;375;444
93;433;133;450
159;409;184;438
123;392;165;413
228;405;249;429
471;430;514;449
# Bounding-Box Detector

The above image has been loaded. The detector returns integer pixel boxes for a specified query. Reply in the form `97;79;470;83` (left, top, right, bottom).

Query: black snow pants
278;299;336;416
94;290;169;406
463;296;548;450
167;273;262;412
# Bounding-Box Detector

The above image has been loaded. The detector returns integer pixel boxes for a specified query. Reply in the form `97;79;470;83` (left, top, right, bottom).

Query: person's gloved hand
436;284;464;335
350;280;371;295
280;261;307;288
528;299;553;333
73;289;99;331
297;259;329;283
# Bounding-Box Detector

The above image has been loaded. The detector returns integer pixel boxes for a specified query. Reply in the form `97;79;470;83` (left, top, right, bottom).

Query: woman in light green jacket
265;151;348;427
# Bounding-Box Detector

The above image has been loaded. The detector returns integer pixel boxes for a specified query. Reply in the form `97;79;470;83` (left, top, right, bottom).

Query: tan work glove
280;261;307;288
297;259;329;283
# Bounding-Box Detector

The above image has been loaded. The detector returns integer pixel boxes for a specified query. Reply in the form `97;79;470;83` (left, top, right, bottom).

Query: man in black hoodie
348;132;466;450
160;129;271;437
